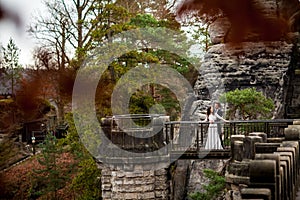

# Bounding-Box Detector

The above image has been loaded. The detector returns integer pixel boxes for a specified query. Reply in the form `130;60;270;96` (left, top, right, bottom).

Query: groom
214;102;224;148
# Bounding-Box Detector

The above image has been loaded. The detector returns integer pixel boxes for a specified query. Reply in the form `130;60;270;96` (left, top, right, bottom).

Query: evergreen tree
32;134;68;200
1;38;22;95
220;88;275;120
60;113;102;199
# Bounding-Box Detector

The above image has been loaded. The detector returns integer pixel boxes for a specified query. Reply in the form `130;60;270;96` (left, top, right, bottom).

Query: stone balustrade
226;120;300;199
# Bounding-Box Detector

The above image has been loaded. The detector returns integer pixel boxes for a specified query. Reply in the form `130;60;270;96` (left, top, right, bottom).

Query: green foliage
90;1;132;46
128;85;181;120
32;133;68;199
70;157;101;200
95;13;197;119
157;87;181;121
58;113;83;157
189;23;212;52
129;14;159;28
60;113;102;200
129;90;155;114
220;88;275;120
1;38;22;94
189;169;225;200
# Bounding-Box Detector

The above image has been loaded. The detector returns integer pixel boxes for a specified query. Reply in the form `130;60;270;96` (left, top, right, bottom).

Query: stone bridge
98;116;300;200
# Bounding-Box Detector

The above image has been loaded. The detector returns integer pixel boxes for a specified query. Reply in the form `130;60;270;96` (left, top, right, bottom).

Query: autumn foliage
0;152;75;199
176;0;297;43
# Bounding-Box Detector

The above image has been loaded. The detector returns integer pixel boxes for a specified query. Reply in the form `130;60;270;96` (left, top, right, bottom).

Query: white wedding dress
204;114;223;150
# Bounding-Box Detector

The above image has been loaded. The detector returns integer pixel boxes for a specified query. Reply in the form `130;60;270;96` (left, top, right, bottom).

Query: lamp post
31;135;36;155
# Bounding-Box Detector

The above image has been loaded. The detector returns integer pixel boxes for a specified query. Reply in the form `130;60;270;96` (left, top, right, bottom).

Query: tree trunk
57;101;65;125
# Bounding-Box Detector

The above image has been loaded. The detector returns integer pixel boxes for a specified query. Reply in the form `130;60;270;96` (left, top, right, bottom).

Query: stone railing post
225;121;300;199
243;136;263;159
249;160;277;200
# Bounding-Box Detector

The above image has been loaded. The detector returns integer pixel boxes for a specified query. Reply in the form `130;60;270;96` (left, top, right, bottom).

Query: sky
0;0;44;66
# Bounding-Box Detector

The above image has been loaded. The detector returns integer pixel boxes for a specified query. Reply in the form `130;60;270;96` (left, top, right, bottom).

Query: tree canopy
219;88;275;120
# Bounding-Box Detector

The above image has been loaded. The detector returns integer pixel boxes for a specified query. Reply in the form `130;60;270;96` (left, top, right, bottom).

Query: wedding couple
204;102;229;150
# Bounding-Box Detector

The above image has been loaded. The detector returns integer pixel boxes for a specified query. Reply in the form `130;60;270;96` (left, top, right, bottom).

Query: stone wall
100;164;169;200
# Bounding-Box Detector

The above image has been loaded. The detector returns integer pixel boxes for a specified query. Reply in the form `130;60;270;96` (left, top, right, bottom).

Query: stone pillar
279;162;287;200
277;147;296;185
284;126;300;141
230;135;245;159
249;132;267;143
243;136;263;159
100;166;169;200
233;141;243;161
274;154;292;200
283;141;299;177
276;147;296;200
249;160;277;200
284;120;300;192
254;154;281;200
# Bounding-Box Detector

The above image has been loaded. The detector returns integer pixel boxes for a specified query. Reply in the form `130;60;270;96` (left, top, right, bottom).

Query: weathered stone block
277;147;296;173
249;160;276;183
227;161;250;177
276;148;296;190
275;154;292;200
249;132;267;142
154;169;167;176
231;135;245;154
225;174;250;185
267;137;284;143
241;188;271;200
255;143;281;154
122;178;134;185
243;136;263;159
233;141;244;161
102;183;112;190
124;192;138;200
249;160;277;200
254;154;281;199
101;167;169;200
279;163;287;200
155;190;169;199
284;127;300;140
293;120;300;125
135;177;155;185
102;191;112;200
282;141;299;175
142;192;155;199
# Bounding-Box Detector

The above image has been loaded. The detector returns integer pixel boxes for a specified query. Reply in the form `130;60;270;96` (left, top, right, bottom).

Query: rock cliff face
193;0;300;119
194;41;294;118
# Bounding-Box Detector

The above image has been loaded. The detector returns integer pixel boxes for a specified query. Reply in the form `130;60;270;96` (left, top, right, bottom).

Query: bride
204;106;228;150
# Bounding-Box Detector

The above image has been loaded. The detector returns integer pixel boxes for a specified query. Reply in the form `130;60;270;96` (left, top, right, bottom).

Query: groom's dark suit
214;108;224;148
